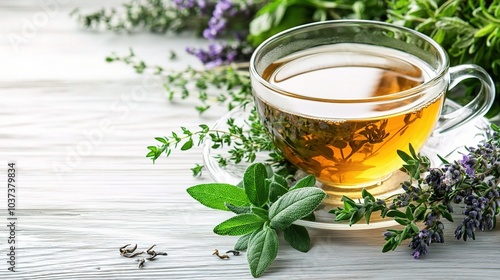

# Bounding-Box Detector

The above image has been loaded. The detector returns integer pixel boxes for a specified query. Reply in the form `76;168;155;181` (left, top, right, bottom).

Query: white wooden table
1;1;500;279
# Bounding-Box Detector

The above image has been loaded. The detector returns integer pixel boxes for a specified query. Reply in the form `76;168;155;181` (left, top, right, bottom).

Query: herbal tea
256;44;444;187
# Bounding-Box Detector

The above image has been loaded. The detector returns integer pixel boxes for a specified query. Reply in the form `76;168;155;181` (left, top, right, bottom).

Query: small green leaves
187;183;250;211
213;214;265;236
247;226;279;278
283;224;311;252
243;163;269;207
331;189;387;225
269;188;326;230
397;144;431;179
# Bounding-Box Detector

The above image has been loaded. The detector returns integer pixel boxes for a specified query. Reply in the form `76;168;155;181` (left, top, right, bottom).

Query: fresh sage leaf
289;175;316;190
225;203;252;214
235;233;252;251
251;206;269;221
187;183;250;211
269;188;326;230
268;174;289;202
243;163;269;207
283;224;311;253
213;213;265;236
247;226;279;278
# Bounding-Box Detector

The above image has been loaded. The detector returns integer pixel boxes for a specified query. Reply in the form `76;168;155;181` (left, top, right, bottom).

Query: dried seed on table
146;252;157;261
213;249;230;259
123;251;144;258
119;244;131;254
146;244;156;255
226;250;240;256
119;244;137;255
136;258;145;269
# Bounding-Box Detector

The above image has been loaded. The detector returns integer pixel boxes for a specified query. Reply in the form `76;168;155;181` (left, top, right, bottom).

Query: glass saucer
203;104;491;230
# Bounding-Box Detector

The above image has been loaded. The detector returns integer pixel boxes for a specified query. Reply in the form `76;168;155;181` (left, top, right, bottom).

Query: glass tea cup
249;20;495;199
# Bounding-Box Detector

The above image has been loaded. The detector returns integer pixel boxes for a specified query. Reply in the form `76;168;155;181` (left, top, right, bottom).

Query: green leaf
243;163;269;207
251;206;270;221
225;203;252;214
475;23;496;38
155;137;167;144
386;210;407;218
213;213;265;236
269;188;326;230
394;217;409;226
341;196;357;210
408;143;418;159
361;188;375;202
397;149;413;163
235;233;251;251
290;175;316;190
382;239;397;253
437;154;450;164
247;227;279;278
268;175;289;202
410;222;420;234
349;207;365;225
284;224;311;252
405;206;414;221
413;206;426;221
399;226;409;245
438;204;454;222
187;183;250;211
181;138;193;150
365;208;373;224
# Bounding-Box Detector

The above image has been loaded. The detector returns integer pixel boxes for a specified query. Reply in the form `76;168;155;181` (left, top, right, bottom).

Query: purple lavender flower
186;38;253;68
409;230;432;259
454;195;494;241
202;0;240;40
458;154;475;177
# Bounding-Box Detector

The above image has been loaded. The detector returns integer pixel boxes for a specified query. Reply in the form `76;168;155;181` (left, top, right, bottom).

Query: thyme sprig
147;106;283;176
106;49;253;113
71;0;209;33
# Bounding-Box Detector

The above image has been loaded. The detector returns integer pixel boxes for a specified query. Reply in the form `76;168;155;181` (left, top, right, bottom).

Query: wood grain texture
1;1;499;279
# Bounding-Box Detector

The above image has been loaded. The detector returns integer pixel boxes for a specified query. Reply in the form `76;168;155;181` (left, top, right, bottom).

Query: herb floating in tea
187;163;326;277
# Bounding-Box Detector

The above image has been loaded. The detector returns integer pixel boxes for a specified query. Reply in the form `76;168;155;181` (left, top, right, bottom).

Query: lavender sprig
186;38;253;68
332;124;500;259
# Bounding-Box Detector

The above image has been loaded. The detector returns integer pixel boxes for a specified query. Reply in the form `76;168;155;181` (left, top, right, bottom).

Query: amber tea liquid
256;44;444;187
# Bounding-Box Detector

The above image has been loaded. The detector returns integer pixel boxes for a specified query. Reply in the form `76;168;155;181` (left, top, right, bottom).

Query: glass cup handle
433;64;496;135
